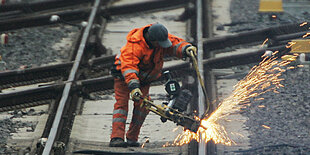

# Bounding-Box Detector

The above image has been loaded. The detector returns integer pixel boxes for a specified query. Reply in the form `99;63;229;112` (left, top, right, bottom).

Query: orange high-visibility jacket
114;24;191;89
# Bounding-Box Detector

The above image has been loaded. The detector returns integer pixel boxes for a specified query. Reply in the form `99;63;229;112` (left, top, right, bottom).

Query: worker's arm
119;43;142;91
165;34;195;60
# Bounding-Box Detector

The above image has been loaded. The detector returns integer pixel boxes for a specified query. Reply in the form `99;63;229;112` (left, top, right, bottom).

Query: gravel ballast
0;24;79;154
1;25;79;70
228;0;310;154
238;66;310;154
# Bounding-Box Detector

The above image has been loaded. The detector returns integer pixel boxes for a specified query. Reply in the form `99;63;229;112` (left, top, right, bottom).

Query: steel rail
270;31;310;46
196;0;206;154
204;45;288;69
0;0;189;32
0;7;92;32
0;0;92;13
0;84;63;112
272;31;310;41
49;4;109;155
203;23;308;54
0;62;72;90
0;55;115;90
42;0;100;154
104;0;189;15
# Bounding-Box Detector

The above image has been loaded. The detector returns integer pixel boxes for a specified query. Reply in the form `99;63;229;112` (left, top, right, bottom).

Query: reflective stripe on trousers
111;78;150;141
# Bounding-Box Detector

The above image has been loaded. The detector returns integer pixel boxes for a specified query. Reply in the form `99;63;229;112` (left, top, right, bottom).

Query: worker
109;23;197;147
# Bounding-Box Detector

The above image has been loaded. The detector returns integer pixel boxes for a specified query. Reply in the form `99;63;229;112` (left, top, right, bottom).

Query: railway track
0;23;306;111
1;0;310;154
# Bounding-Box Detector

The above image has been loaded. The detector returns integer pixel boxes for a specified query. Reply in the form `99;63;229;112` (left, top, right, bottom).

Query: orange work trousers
110;78;150;141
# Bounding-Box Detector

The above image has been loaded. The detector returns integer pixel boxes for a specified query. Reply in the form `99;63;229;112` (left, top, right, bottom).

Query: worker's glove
130;88;143;102
185;46;197;57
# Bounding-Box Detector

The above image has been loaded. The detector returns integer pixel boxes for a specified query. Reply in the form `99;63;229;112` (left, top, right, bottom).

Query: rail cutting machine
139;50;210;132
139;50;210;133
140;70;201;133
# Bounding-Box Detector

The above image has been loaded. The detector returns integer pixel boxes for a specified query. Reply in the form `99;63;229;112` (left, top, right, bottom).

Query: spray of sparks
261;38;269;48
141;138;149;148
161;22;308;147
300;22;307;27
171;52;298;146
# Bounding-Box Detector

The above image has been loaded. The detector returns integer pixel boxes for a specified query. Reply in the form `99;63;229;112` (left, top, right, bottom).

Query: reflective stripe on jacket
114;24;191;89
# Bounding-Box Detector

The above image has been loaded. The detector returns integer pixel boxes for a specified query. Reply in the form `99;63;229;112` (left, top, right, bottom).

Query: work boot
109;138;127;147
126;139;140;147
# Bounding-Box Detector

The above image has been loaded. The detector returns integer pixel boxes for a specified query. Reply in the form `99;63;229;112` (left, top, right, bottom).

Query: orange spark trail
172;53;294;146
258;105;265;108
302;32;310;38
261;38;269;48
286;42;296;48
300;22;308;27
262;125;271;129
